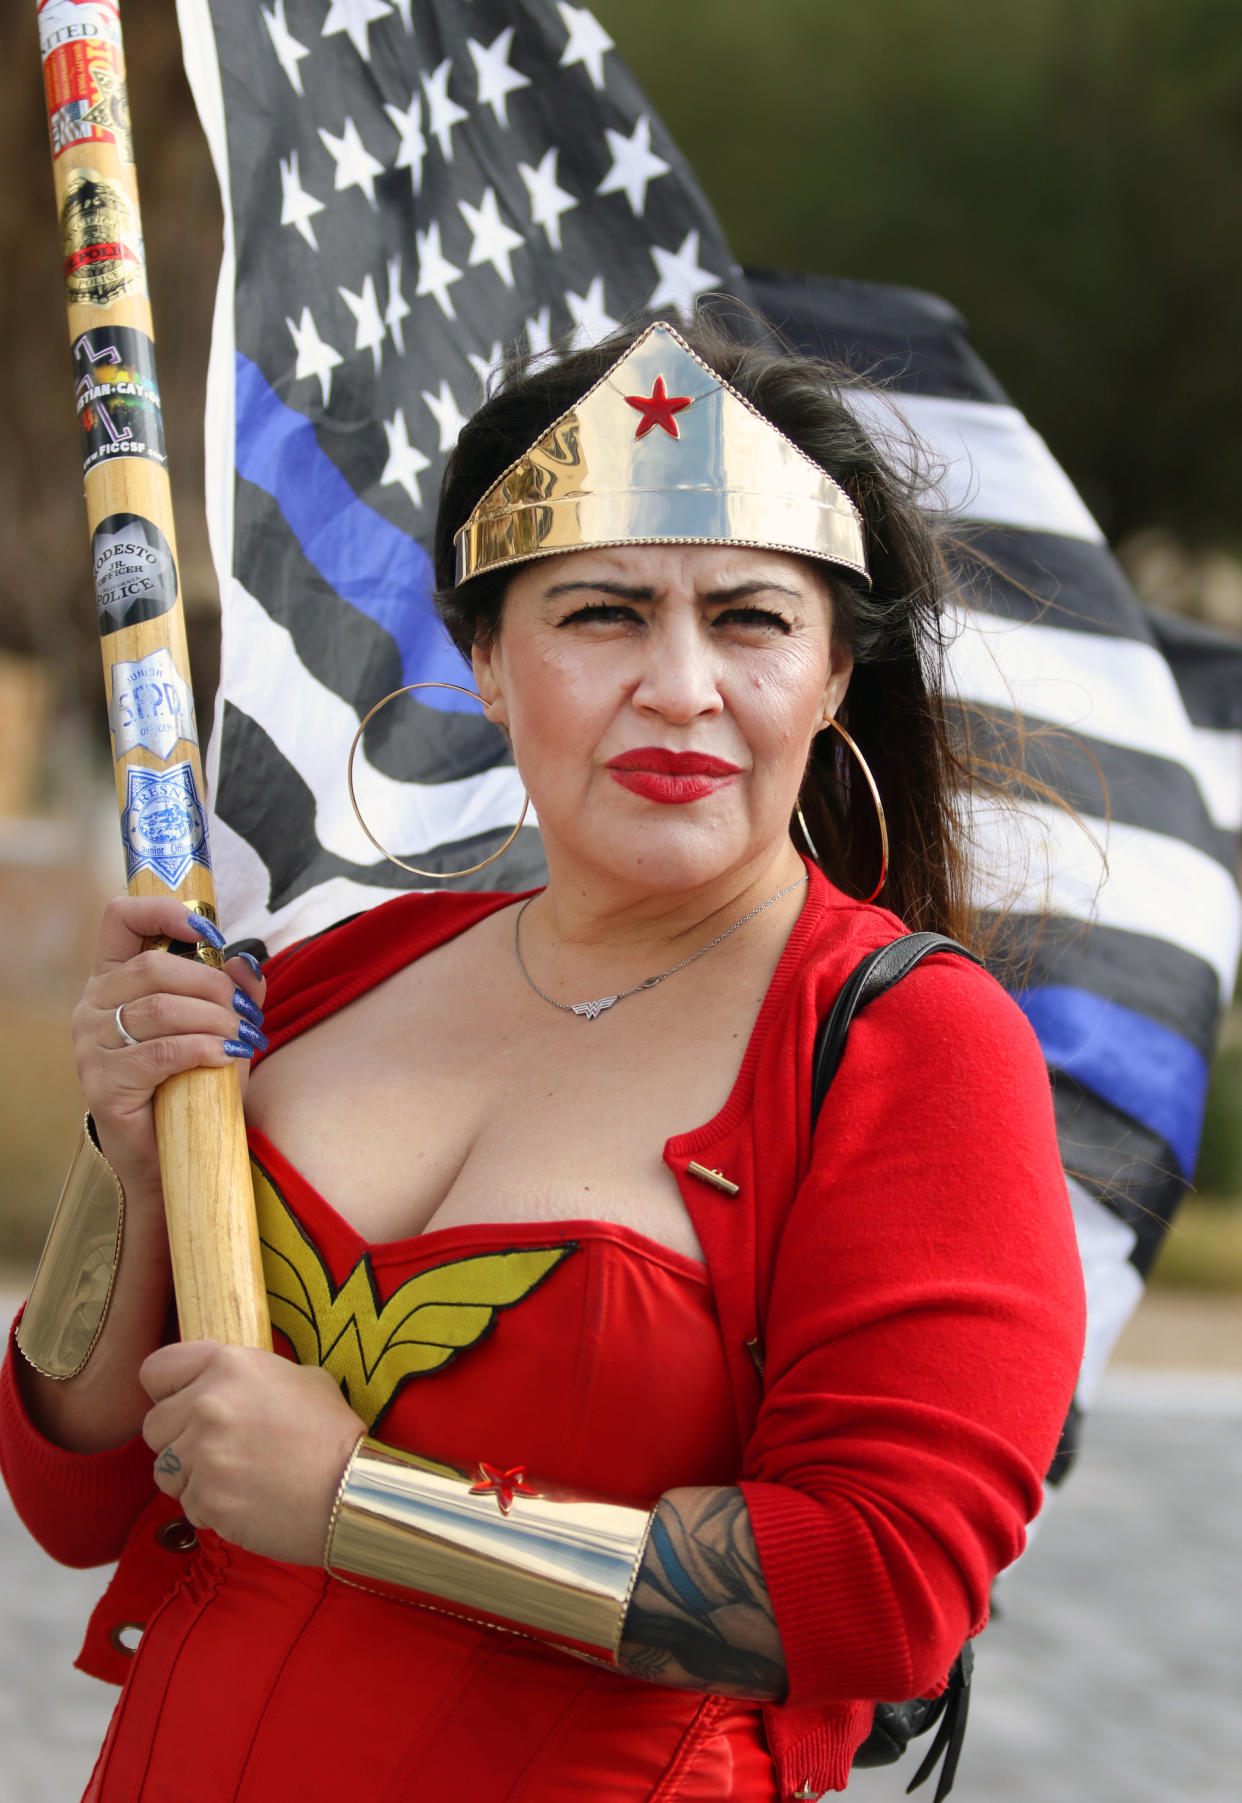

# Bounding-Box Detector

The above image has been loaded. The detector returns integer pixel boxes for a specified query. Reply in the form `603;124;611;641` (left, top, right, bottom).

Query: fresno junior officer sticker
120;761;211;889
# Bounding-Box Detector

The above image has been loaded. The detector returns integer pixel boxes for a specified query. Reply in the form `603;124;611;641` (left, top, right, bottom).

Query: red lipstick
605;747;742;804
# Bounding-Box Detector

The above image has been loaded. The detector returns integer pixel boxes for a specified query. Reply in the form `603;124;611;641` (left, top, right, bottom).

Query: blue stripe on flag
1011;985;1208;1178
233;354;475;706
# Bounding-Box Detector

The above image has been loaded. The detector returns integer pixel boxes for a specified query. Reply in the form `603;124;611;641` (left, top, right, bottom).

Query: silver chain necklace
512;873;809;1020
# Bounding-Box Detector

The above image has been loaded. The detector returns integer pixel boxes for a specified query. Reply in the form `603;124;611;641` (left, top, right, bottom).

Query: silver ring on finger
114;1002;141;1048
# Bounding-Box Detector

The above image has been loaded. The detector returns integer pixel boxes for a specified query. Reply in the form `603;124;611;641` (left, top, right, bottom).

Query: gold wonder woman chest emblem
252;1160;576;1431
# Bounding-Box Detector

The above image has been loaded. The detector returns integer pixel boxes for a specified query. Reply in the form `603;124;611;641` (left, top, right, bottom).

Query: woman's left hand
140;1343;365;1567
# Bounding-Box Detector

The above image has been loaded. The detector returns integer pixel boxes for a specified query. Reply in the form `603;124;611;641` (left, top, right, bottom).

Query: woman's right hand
72;895;268;1200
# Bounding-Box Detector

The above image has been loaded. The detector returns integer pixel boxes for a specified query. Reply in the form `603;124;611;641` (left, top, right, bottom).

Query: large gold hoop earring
347;681;531;879
795;716;890;905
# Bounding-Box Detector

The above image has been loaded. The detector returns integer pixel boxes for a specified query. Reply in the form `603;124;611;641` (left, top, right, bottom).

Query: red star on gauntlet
470;1461;538;1515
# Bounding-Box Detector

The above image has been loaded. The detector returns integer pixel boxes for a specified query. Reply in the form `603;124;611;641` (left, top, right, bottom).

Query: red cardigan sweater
0;864;1085;1795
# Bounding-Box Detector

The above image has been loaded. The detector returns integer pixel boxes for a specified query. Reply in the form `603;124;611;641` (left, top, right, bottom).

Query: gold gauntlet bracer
16;1115;125;1381
325;1438;654;1665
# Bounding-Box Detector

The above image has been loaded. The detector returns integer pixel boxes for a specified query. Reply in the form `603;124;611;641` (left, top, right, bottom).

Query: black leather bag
810;932;981;1803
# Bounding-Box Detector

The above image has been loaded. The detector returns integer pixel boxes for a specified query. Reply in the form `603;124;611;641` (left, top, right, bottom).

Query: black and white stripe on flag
177;0;745;950
178;9;1242;1451
749;269;1242;1430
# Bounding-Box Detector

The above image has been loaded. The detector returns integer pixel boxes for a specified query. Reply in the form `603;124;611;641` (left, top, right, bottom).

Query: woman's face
472;543;853;894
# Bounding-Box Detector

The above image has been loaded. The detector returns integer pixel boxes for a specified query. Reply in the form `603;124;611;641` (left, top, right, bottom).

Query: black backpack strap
906;1643;974;1803
812;931;983;1800
811;932;983;1125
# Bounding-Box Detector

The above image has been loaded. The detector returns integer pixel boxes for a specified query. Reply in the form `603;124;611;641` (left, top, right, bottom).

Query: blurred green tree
592;0;1242;546
1195;1043;1242;1198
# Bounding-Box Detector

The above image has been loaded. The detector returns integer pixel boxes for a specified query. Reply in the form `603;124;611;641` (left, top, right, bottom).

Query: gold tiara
453;322;869;586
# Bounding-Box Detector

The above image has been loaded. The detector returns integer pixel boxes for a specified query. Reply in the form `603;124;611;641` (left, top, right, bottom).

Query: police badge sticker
92;513;177;635
60;166;146;309
108;650;196;762
73;327;166;475
121;762;211;889
38;0;132;163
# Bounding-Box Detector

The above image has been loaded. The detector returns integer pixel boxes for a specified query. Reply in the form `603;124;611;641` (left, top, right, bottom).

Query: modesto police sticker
92;512;177;635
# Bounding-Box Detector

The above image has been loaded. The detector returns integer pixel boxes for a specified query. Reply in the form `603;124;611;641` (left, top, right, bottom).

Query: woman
1;319;1085;1800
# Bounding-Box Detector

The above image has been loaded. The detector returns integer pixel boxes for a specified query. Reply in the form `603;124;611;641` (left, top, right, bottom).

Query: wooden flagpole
37;0;270;1350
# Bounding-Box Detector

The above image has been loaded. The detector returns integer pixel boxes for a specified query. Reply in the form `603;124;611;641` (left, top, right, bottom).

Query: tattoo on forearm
155;1446;182;1477
619;1488;787;1700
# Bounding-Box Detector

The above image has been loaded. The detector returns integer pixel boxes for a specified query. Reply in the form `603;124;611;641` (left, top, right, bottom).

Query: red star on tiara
624;375;692;440
469;1462;538;1515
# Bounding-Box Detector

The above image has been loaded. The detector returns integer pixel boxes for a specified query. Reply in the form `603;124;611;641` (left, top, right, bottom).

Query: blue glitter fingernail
234;951;264;978
234;1019;268;1052
223;1038;254;1059
186;911;226;950
232;988;264;1027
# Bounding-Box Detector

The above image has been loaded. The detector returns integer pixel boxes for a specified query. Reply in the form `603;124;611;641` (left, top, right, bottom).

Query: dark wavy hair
433;317;974;942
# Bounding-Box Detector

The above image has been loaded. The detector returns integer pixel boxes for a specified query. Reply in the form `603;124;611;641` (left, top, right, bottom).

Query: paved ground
2;1295;1240;1802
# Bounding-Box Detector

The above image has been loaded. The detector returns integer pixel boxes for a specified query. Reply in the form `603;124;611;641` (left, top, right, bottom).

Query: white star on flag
338;272;387;370
468;26;531;129
381;407;431;509
518;146;577;250
322;0;392;64
318;116;386;209
384;91;427;195
285;306;343;407
557;4;613;90
414;220;464;317
648;230;720;317
525;306;553;361
279;150;324;249
596;115;670;217
468;340;506;397
459;187;525;288
422;58;468;161
262;0;311;96
384;254;411;354
565;275;618;349
393;0;413;30
421;378;469;451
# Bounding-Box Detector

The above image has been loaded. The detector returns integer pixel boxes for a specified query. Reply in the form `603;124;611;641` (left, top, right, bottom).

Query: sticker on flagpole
73;326;165;474
93;513;178;636
38;1;131;163
37;0;123;55
120;762;211;889
60;166;146;309
108;649;196;762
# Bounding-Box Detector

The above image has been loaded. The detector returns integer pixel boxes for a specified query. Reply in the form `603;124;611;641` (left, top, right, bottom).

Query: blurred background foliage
592;0;1242;550
0;0;1239;1269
